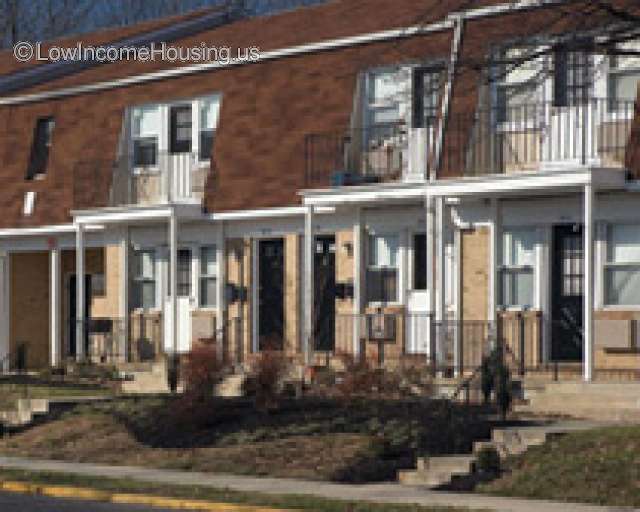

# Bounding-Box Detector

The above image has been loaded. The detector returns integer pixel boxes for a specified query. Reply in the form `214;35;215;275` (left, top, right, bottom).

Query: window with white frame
199;96;221;161
199;245;218;308
365;67;410;127
495;46;546;121
129;95;221;166
367;233;399;303
499;228;536;308
605;224;640;306
132;249;156;309
131;105;160;167
609;38;640;106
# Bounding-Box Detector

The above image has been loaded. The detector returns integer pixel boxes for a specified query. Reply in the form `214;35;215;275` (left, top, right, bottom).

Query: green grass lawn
0;468;478;512
478;426;640;507
0;396;493;483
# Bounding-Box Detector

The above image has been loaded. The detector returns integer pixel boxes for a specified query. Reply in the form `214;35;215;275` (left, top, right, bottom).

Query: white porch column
490;199;501;325
119;227;129;362
584;184;594;382
50;245;61;366
303;206;314;365
0;252;9;371
353;207;363;355
169;211;178;355
453;229;462;377
435;196;446;366
425;195;436;363
216;221;226;343
75;223;85;362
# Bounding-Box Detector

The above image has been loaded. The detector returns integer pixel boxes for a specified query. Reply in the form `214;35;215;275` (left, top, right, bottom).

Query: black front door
258;239;285;350
314;236;336;351
551;224;584;361
69;274;92;359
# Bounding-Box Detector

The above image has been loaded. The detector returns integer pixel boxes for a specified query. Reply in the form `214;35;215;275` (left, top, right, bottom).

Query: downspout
432;14;465;181
426;14;464;370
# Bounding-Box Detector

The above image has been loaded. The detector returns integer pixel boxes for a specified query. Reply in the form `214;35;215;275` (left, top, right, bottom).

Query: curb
0;480;295;511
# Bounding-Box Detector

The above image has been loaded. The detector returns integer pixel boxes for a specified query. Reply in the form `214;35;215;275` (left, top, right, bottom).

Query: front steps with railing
397;420;604;489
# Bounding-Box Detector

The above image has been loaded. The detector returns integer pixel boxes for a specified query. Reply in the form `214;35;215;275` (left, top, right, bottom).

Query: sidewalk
0;455;634;512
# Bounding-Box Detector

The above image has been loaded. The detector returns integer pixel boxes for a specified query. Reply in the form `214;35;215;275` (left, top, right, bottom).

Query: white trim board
0;0;562;107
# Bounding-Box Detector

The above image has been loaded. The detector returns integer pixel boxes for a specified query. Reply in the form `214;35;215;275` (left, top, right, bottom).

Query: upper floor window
169;104;192;154
129;94;221;166
199;96;220;161
26;117;55;180
605;223;640;306
499;228;536;309
365;68;410;127
553;45;592;107
495;46;546;121
367;233;399;304
132;106;159;167
412;66;445;128
609;39;640;106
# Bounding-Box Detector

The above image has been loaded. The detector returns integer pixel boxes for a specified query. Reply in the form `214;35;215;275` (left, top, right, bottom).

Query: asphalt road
0;491;184;511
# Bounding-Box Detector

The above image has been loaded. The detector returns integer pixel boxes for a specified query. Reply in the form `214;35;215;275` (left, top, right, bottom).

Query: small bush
243;345;290;410
335;352;402;398
182;343;223;401
476;446;501;475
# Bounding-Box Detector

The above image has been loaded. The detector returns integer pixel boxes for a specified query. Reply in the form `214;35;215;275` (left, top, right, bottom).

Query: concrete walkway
0;456;635;512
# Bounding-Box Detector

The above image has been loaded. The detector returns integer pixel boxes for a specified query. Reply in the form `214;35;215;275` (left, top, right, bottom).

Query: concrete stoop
0;396;111;429
516;382;640;422
119;361;169;394
215;372;246;397
397;422;597;489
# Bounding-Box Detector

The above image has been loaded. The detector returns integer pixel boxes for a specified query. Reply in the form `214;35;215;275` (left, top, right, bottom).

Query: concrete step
215;372;246;398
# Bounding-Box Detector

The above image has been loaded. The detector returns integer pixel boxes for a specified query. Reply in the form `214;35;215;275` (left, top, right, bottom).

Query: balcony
73;152;208;210
442;98;637;177
305;122;419;188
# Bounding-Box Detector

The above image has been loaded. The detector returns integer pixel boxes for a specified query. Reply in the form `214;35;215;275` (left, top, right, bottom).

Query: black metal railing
442;98;636;177
305;122;409;188
73;151;207;210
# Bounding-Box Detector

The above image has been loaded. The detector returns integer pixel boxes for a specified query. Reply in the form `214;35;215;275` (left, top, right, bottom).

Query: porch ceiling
426;167;628;199
72;202;203;226
301;181;427;207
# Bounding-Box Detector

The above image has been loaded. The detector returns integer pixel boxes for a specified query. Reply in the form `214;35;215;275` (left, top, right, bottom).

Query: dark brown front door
258;239;285;350
314;236;336;351
551;224;584;361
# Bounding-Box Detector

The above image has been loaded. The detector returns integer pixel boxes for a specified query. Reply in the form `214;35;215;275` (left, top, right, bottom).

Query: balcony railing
305;122;410;188
73;152;208;210
442;98;636;177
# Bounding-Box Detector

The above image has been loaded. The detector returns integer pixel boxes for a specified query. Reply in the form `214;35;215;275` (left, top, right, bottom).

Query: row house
0;0;639;385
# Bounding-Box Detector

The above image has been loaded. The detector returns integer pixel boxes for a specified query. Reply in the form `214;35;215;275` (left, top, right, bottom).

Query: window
605;224;640;305
412;67;444;128
367;234;399;303
132;106;159;167
499;229;536;308
132;250;156;309
495;46;546;121
413;233;427;290
26;117;55;179
199;245;218;307
177;248;192;297
609;39;640;106
199;96;221;161
366;68;409;126
169;104;192;154
553;46;592;107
